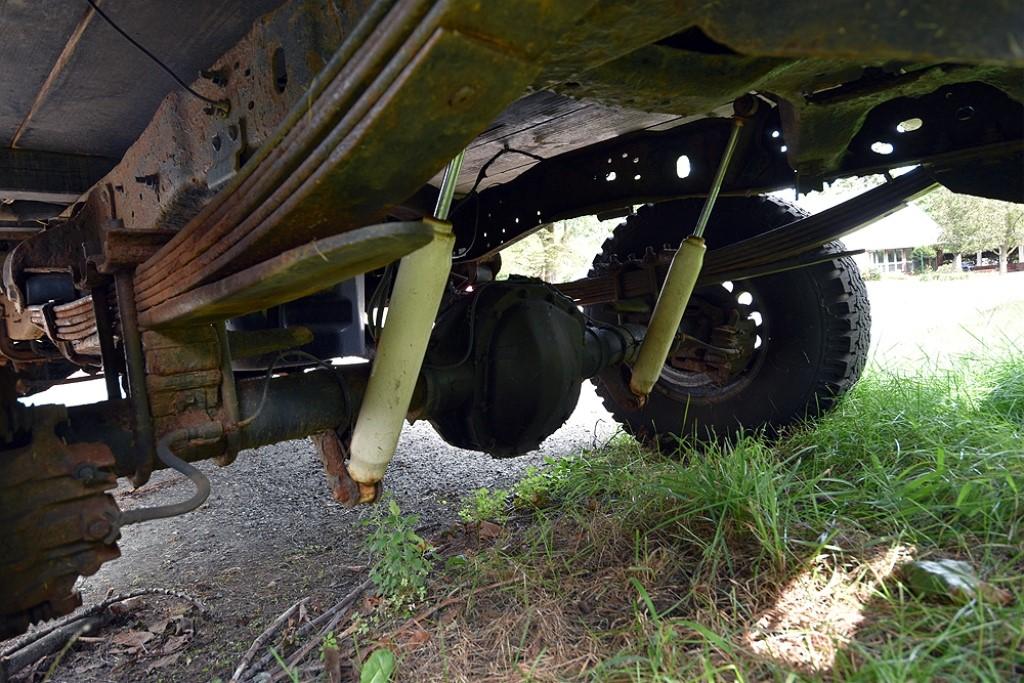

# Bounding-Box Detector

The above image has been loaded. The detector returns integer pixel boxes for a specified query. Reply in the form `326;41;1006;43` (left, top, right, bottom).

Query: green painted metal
139;220;434;328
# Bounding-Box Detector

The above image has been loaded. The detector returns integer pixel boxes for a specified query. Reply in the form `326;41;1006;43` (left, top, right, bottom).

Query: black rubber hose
119;430;212;526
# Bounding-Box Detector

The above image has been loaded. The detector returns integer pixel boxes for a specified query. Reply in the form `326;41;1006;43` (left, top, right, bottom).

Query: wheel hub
0;406;122;638
666;288;761;386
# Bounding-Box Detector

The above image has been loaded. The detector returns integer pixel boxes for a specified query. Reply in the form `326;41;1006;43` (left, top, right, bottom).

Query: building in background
786;184;941;276
840;205;941;274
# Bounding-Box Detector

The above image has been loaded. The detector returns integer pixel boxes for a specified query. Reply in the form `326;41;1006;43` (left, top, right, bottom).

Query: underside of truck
1;0;1022;638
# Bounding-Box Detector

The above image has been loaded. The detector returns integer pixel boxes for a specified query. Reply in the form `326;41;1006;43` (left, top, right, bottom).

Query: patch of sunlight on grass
744;544;913;672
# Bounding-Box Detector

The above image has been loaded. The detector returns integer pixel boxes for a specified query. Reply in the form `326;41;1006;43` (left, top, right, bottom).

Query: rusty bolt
74;463;99;482
85;518;113;541
448;86;476;108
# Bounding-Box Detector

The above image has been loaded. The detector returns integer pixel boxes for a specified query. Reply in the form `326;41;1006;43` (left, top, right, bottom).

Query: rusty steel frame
99;0;603;314
449;88;1023;262
0;0;1017;376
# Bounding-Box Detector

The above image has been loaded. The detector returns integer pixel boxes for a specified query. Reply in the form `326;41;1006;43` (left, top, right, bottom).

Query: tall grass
396;353;1024;682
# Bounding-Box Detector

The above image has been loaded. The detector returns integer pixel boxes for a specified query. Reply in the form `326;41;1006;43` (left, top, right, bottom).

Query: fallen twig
297;578;373;639
243;578;372;681
230;597;309;683
0;587;208;680
282;619;357;676
1;617;104;681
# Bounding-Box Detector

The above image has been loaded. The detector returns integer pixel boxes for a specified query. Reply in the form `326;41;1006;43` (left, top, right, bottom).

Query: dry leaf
147;618;170;635
161;634;190;655
477;521;503;540
146;652;181;672
109;597;145;616
401;626;431;646
111;630;154;648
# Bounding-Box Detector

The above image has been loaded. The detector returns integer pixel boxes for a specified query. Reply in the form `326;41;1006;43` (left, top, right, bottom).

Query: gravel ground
33;386;617;682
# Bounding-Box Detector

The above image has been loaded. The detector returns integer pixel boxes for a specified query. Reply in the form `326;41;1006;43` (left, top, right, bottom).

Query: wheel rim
648;279;768;400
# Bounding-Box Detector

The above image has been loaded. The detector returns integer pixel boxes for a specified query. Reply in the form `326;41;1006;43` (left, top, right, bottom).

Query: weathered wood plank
0;149;115;203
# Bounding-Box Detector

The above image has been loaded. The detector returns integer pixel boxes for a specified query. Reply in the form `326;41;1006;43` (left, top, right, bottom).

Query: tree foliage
499;215;617;282
916;187;1024;271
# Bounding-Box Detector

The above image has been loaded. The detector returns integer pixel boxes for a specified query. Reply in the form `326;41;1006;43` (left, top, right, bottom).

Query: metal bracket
206;118;245;191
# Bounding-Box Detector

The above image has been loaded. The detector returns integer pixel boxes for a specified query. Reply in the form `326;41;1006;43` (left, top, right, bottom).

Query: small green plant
458;487;509;523
512;458;577;508
350;611;370;637
270;646;300;683
364;498;433;615
320;630;339;661
512;466;549;508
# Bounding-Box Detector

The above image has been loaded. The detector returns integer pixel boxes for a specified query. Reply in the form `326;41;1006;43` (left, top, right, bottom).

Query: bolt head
449;86;476;108
86;518;113;541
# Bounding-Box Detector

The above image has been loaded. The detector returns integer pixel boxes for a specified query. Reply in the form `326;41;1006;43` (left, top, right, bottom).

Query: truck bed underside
3;0;1022;230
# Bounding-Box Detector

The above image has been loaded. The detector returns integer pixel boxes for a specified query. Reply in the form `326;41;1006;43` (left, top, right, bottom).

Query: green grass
393;354;1024;682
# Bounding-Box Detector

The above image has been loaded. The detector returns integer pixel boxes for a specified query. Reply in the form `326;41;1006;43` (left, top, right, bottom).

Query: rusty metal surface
537;0;1024;93
228;326;313;360
96;228;176;273
310;430;361;507
6;0;1006;346
2;206;103;312
0;224;44;242
128;0;602;317
451;83;1023;261
140;220;435;328
0;405;122;639
68;0;1024;240
20;292;107;360
114;271;156;485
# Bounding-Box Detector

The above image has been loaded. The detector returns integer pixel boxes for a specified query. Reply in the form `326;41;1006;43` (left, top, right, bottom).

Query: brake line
119;428;215;528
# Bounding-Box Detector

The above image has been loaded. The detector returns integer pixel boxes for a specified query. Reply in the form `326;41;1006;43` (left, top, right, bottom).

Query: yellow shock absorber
628;235;707;398
628;117;744;402
346;152;464;502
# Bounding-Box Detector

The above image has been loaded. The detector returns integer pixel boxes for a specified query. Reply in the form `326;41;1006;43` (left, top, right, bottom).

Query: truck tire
587;196;870;446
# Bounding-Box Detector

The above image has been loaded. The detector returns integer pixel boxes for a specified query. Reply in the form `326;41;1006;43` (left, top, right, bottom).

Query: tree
916;188;1024;274
499;215;617;282
973;199;1024;274
916;188;983;264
